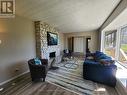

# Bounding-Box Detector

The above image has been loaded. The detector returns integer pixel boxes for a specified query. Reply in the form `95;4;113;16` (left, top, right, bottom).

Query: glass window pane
104;32;116;58
119;26;127;67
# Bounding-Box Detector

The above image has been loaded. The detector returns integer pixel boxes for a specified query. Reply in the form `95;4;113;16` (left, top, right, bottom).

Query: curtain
74;37;84;53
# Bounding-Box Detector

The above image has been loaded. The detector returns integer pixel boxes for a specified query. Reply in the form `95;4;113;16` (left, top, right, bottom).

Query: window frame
105;31;116;48
101;24;127;68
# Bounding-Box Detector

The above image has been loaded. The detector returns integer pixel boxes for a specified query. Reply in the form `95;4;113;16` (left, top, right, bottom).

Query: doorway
68;37;74;52
86;38;91;53
74;37;84;53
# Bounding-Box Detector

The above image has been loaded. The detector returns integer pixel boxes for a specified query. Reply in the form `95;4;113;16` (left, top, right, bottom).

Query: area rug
46;57;118;95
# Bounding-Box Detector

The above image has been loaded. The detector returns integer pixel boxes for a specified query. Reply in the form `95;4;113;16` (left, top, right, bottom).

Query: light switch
0;40;1;44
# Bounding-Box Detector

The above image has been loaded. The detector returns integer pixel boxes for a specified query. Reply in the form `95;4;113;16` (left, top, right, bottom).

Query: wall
64;31;99;53
98;31;102;51
0;16;36;84
59;32;65;51
35;22;64;59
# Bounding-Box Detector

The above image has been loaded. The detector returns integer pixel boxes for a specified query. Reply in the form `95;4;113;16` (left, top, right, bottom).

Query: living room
0;0;127;95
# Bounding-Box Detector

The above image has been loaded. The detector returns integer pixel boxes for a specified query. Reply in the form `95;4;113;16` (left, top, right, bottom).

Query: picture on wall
47;32;58;46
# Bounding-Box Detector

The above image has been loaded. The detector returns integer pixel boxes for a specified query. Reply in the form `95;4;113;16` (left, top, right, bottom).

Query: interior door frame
86;38;91;53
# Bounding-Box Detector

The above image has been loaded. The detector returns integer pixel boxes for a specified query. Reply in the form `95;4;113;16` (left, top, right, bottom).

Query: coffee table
64;57;78;69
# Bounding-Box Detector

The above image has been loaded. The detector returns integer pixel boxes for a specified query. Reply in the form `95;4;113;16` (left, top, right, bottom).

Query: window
101;27;127;89
104;31;116;58
102;26;127;67
118;26;127;67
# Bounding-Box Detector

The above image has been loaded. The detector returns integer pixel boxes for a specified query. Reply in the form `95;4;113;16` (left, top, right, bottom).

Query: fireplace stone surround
34;21;60;60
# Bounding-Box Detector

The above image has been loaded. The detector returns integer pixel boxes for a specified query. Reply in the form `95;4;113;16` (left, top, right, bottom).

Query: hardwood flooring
0;73;78;95
47;57;119;95
0;57;119;95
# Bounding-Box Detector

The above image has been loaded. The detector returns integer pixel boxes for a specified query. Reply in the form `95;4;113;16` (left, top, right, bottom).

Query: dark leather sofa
83;51;117;87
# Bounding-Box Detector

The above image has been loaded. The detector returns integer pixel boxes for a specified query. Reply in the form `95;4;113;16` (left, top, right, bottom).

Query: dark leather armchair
28;59;48;82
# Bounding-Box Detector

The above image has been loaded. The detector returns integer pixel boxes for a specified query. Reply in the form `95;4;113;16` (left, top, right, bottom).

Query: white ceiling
16;0;120;33
104;7;127;32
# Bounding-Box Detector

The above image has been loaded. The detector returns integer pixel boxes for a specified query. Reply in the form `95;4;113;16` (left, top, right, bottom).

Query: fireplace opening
49;52;56;59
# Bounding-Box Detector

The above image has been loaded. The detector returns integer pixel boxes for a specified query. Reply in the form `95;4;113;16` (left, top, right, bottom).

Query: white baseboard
0;70;29;86
115;79;127;95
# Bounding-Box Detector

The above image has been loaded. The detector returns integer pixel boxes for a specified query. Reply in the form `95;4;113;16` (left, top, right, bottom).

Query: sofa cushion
97;54;107;59
104;56;112;60
95;51;103;56
84;59;99;64
99;59;115;65
95;51;104;59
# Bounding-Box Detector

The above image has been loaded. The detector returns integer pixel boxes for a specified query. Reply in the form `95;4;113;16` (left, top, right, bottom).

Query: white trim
119;23;127;29
0;70;29;86
115;79;127;95
120;49;127;60
100;30;105;52
115;28;121;60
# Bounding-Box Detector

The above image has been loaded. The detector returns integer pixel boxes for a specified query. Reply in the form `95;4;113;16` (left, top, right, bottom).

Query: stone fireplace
34;21;60;60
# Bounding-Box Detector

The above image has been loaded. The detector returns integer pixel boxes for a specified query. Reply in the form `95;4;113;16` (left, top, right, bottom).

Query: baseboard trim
115;79;127;95
0;70;29;86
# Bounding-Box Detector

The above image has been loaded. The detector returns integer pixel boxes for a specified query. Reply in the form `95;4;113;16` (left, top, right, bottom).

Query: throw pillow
85;60;99;64
34;58;42;65
97;54;107;60
99;59;114;65
95;51;103;56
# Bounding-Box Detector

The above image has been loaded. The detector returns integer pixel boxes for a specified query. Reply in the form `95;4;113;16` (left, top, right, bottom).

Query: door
86;38;91;53
68;37;74;52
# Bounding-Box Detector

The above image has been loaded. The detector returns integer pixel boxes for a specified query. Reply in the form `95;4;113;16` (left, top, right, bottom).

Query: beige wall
64;31;99;52
59;32;65;51
0;16;36;84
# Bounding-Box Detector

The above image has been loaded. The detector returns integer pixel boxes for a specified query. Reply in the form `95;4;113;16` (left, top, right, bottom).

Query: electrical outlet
12;83;16;86
0;40;1;44
15;68;19;72
0;88;4;91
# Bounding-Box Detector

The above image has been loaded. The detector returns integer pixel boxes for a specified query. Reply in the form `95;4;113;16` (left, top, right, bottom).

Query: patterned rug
46;57;118;95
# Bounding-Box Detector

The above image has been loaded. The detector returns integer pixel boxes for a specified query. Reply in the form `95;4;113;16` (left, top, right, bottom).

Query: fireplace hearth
49;52;59;70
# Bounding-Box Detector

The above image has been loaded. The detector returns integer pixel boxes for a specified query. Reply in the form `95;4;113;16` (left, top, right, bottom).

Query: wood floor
0;57;119;95
0;73;78;95
47;57;119;95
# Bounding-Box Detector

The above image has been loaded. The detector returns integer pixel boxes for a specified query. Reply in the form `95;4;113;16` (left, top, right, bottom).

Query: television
47;32;58;46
